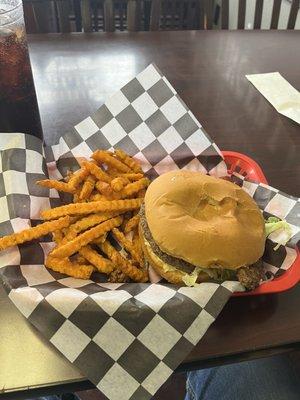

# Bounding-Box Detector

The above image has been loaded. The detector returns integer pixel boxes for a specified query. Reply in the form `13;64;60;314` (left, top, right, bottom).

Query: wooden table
1;30;300;398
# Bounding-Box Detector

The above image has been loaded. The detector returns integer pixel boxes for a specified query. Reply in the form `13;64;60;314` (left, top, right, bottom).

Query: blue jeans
185;353;300;400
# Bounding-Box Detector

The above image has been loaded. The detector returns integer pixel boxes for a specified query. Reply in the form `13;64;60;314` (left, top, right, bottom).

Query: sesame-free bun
144;170;265;270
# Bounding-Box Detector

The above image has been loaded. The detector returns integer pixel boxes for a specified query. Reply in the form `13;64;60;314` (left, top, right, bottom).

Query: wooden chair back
221;0;299;30
150;0;202;30
81;0;128;32
67;0;140;32
150;0;300;30
23;0;300;33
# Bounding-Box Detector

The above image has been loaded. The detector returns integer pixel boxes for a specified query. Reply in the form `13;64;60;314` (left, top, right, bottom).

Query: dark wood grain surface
25;29;300;383
29;30;300;196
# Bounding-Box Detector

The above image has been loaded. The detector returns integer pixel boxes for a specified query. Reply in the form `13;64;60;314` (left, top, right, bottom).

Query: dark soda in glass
0;0;43;138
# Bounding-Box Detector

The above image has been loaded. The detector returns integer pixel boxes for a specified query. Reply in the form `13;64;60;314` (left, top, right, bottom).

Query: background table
1;30;299;398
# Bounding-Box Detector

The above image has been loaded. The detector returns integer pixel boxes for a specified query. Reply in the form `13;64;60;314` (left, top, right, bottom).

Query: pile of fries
0;149;150;283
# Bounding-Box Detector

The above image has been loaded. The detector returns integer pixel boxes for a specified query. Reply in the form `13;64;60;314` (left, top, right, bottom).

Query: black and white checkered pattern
0;64;299;400
45;64;227;181
4;267;240;400
232;173;300;278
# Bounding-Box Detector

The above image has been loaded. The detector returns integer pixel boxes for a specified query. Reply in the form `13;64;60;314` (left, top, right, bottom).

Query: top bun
144;170;265;270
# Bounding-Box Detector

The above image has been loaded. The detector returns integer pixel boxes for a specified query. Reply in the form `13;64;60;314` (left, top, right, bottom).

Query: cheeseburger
139;170;266;290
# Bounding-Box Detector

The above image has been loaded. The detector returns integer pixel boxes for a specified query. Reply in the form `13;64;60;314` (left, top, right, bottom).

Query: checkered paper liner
0;64;299;400
231;173;300;279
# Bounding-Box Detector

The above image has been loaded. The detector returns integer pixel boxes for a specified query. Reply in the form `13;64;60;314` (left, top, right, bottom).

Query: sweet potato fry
110;177;129;192
56;216;82;244
111;227;143;264
41;198;142;220
64;212;117;241
97;179;148;200
77;157;89;167
121;178;150;198
73;191;80;203
107;171;144;181
0;216;71;251
92;150;131;173
79;245;114;274
121;173;144;181
50;216;123;258
79;175;96;200
100;240;148;282
64;170;73;183
83;161;111;183
95;181;112;195
137;189;147;198
75;254;88;264
132;229;143;262
106;168;120;178
115;149;142;173
120;211;133;232
0;147;149;282
52;230;64;244
95;181;122;200
68;168;89;190
66;216;83;228
108;269;129;283
46;255;94;279
36;179;75;194
92;234;107;245
90;193;109;202
124;214;140;233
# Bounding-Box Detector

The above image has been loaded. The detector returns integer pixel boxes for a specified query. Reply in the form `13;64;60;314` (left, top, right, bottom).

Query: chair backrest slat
127;0;134;30
221;0;229;29
81;0;92;31
104;0;115;31
56;0;71;32
31;1;52;32
237;0;246;29
287;0;299;29
270;0;281;29
150;0;161;30
135;0;142;30
119;1;124;31
204;0;213;29
73;0;82;31
186;0;195;29
170;0;176;28
92;1;100;32
127;0;142;31
254;0;263;29
198;0;205;29
187;0;200;29
178;0;185;28
162;0;168;29
23;1;38;33
144;0;151;30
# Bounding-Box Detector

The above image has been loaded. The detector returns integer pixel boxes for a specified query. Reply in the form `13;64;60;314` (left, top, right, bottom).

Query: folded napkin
246;72;300;124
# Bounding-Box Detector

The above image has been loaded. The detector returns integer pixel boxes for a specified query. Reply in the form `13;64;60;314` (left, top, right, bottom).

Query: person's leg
185;353;300;400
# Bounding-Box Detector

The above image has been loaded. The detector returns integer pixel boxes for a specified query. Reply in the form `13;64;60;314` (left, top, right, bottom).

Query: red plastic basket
222;151;300;296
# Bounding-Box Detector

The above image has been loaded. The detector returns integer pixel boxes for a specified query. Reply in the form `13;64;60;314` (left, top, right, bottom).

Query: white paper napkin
246;72;300;124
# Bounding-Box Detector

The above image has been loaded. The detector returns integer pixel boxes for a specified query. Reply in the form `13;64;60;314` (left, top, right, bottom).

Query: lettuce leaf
265;216;292;250
182;266;236;286
182;267;201;287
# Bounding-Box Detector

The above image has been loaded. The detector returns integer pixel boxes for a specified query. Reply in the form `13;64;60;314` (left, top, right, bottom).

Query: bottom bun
139;224;210;285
